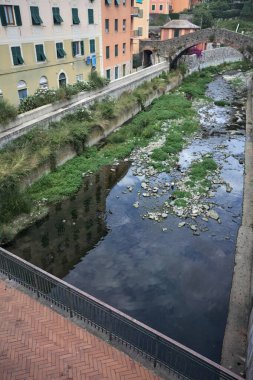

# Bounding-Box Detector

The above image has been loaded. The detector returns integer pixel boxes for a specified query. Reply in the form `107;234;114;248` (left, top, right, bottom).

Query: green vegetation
193;0;253;31
0;99;18;125
214;100;230;106
189;157;218;182
18;71;109;114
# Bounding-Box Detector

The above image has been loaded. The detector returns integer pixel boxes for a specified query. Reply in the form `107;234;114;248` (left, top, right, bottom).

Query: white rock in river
190;225;197;231
141;182;147;189
143;192;150;197
161;213;168;218
133;202;139;208
178;222;185;227
206;210;219;220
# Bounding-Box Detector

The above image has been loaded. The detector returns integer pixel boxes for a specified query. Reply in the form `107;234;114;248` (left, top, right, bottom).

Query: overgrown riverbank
0;61;250;244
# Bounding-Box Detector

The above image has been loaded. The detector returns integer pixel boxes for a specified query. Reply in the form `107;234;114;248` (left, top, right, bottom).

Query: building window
105;0;112;5
39;76;48;89
115;44;118;57
88;9;94;24
115;0;120;5
114;19;118;32
123;43;126;54
35;44;46;62
17;81;27;102
174;29;180;37
106;69;110;80
76;74;83;82
106;46;110;59
52;7;63;24
151;4;155;11
123;64;126;76
159;4;163;10
138;27;143;36
11;46;24;65
90;39;95;53
115;66;119;79
122;0;126;5
123;19;126;31
105;19;109;33
56;42;66;59
72;8;80;24
0;5;22;26
59;72;67;87
30;6;43;25
72;41;84;56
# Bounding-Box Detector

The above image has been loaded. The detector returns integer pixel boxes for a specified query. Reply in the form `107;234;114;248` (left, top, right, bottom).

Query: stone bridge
140;28;253;65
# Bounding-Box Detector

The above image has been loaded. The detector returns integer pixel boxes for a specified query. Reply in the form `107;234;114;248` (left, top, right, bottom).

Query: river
7;72;247;363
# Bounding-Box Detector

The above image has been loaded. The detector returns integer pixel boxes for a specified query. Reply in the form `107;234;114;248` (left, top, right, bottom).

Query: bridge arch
140;28;253;67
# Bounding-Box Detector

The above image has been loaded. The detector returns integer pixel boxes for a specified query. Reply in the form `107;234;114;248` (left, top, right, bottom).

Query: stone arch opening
143;50;153;67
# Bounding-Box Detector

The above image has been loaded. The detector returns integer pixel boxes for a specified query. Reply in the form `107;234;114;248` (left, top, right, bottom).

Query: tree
193;5;213;28
240;0;253;18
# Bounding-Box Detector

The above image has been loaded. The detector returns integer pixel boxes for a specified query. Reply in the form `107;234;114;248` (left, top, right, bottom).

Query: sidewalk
0;279;161;380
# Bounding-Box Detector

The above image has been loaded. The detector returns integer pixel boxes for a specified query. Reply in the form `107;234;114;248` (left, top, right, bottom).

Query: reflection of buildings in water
7;162;130;278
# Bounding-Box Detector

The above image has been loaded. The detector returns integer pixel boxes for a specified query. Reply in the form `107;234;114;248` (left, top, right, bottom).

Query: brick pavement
0;280;161;380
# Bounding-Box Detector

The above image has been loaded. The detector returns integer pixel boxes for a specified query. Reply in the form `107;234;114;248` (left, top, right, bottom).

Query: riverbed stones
206;210;219;220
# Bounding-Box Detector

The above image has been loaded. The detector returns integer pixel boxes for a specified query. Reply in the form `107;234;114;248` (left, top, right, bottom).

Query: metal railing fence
0;247;243;380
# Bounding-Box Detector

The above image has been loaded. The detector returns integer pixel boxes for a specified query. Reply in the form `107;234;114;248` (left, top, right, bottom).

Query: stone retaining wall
179;47;243;74
0;61;168;147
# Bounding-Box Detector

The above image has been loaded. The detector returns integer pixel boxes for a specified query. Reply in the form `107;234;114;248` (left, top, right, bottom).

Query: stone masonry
140;28;253;63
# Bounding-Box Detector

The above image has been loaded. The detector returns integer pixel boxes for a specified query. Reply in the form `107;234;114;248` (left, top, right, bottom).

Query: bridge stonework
140;28;253;63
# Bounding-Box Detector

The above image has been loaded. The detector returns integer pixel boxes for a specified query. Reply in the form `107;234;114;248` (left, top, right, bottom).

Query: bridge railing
0;247;243;380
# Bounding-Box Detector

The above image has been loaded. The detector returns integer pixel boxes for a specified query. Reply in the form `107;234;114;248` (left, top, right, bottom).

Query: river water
7;74;246;363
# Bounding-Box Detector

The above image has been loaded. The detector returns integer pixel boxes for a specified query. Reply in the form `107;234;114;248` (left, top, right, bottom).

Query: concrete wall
178;47;243;74
0;61;169;147
245;79;253;380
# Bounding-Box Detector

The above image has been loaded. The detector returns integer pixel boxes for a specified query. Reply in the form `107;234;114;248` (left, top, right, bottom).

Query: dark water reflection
7;163;130;278
7;76;245;363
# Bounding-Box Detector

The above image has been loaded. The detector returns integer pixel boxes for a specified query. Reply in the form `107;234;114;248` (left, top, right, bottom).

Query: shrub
0;99;18;125
88;71;109;88
0;177;32;224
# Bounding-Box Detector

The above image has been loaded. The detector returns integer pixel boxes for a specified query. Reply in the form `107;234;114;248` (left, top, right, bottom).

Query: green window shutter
36;44;46;61
0;5;7;26
56;43;66;58
115;44;118;56
11;47;18;65
106;46;110;59
14;6;22;26
90;39;95;53
72;8;80;24
53;7;63;24
80;41;84;55
30;7;42;25
12;46;24;65
72;42;76;57
88;9;94;24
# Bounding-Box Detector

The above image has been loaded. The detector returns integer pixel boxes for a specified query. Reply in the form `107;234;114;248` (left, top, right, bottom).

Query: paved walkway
0;280;161;380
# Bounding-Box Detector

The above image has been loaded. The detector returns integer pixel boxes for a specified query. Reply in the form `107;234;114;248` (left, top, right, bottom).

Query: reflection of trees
7;162;130;279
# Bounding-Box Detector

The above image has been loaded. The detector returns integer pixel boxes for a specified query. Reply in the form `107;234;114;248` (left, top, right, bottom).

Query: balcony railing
0;247;244;380
131;6;142;17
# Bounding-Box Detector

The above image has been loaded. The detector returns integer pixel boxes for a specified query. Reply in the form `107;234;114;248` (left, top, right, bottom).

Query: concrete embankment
221;78;253;379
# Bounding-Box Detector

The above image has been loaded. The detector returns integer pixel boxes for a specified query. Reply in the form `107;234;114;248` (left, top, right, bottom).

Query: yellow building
0;0;102;106
132;0;150;55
